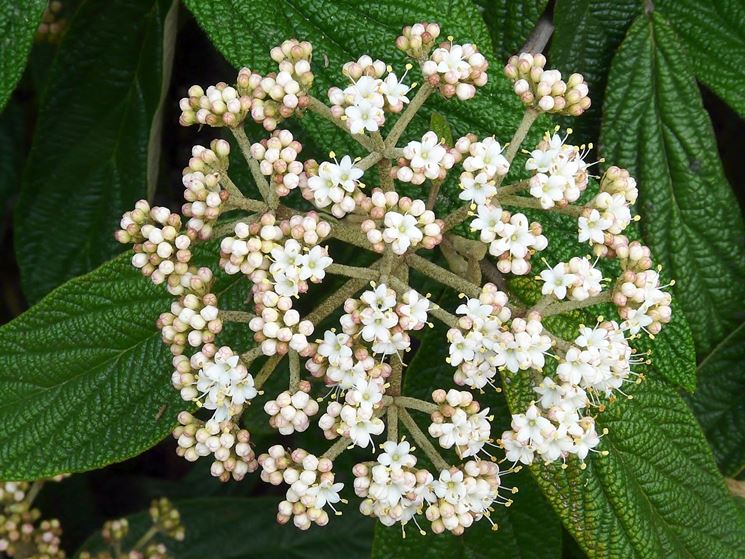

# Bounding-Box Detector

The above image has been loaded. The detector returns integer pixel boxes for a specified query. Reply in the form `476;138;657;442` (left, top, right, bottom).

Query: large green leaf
14;0;177;304
507;371;745;558
0;101;24;221
76;497;373;558
475;0;548;60
689;321;745;477
656;0;745;119
601;12;745;356
183;0;539;169
0;244;242;480
0;0;47;110
549;0;640;144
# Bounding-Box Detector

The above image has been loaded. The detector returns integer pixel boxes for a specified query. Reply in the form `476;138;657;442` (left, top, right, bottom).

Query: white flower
382;211;423;254
341;405;384;448
459;172;496;205
511;404;552;444
539;262;576;299
501;431;535;465
432;469;466;504
405;131;448;179
318;330;353;367
377;440;416;470
298;245;332;281
308;478;345;510
345;100;383;134
464;137;509;179
379;73;411;107
578;209;612;245
470;203;503;243
434;44;470;75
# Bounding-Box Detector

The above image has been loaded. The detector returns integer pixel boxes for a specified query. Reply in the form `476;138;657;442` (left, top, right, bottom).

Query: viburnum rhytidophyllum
116;24;672;535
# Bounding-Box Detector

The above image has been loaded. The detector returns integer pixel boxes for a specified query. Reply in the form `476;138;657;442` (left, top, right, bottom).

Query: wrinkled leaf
76;497;373;559
0;244;241;480
656;0;745;119
601;12;745;356
15;0;176;304
475;0;548;60
0;0;47;110
689;321;745;477
550;0;640;144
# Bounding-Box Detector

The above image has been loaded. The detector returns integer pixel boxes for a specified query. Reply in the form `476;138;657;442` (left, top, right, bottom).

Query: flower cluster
471;206;547;274
361;189;443;254
179;40;313;131
250;129;305;198
258;446;344;529
36;1;66;43
354;445;504;535
173;411;258;481
429;389;492;458
0;482;64;559
526;131;590;209
264;380;320;434
504;53;590;116
448;283;511;389
395;131;459;184
539;256;603;301
181;140;231;239
115;23;677;537
501;320;637;465
115;200;192;292
422;42;489;100
157;269;221;354
328;56;412;134
172;345;257;422
303;155;365;217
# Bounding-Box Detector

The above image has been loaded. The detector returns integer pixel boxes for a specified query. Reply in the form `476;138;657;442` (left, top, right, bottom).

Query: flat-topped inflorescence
114;23;673;536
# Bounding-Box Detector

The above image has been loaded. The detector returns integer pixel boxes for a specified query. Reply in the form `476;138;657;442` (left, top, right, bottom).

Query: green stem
330;222;376;251
23;480;44;509
499;194;584;217
230;126;275;207
498;179;531;196
388;359;403;397
240;346;263;365
384;83;434;149
219;310;254;323
132;525;160;553
395;396;438;414
305;96;375;151
219;174;246;200
304;276;370;325
426;179;443;210
378;157;394;192
500;107;540;170
321;436;353;460
289;349;300;391
386;405;399;442
398;407;449;471
254;355;282;390
357;151;383;170
405;253;481;298
539;291;612;318
223;196;268;213
327;263;379;281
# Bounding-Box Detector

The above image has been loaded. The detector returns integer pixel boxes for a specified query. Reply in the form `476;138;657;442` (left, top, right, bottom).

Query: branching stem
398;407;449;471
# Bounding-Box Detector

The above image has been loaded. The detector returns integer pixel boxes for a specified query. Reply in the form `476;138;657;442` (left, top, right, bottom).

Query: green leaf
505;367;745;557
76;497;374;559
430;112;453;147
688;321;745;477
0;101;24;221
0;0;47;110
371;469;560;559
601;12;745;356
656;0;745;119
0;244;241;480
549;0;640;144
474;0;548;60
183;0;541;164
14;0;177;304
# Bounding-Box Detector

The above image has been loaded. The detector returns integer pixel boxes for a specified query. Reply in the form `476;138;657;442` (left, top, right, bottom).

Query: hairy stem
306;96;375;151
395;396;438;414
385;83;434;149
388;359;404;397
357;151;383;171
219;174;247;200
219;310;254;323
386;405;399;442
289;349;300;391
23;480;45;509
426;179;443;210
223;196;268;213
441;202;473;232
240;346;264;365
406;253;481;298
132;525;160;553
499;194;584;217
321;436;354;460
540;291;613;317
304;277;371;325
230;126;276;207
498;179;531;196
501;107;540;169
330;222;376;251
378;157;394;192
254;355;282;390
327;262;380;281
398;407;449;471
